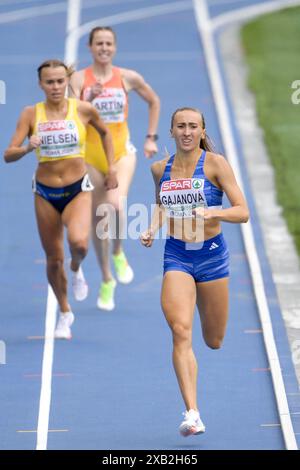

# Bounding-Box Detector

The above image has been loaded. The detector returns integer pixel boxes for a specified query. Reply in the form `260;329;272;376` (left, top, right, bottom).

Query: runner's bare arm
78;101;118;189
194;154;249;223
4;107;39;163
122;68;160;158
140;161;166;247
68;70;84;99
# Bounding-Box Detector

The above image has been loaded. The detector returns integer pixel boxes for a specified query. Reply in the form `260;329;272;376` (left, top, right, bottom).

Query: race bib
160;178;207;218
38;120;80;158
91;87;127;123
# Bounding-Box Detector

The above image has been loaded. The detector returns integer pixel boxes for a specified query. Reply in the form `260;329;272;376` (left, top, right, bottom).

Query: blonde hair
37;59;74;80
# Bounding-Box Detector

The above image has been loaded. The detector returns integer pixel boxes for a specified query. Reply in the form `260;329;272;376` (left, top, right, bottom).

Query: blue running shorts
32;173;94;213
163;233;229;283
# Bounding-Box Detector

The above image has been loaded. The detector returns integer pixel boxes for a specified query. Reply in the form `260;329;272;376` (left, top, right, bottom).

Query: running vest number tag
160;178;207;218
91;88;127;123
38;120;80;157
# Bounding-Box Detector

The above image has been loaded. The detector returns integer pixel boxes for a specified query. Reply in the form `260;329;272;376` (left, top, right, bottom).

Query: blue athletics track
0;0;299;453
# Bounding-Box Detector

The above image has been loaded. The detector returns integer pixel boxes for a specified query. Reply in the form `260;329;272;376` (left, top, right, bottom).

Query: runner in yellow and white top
4;59;117;339
69;26;160;311
33;98;86;163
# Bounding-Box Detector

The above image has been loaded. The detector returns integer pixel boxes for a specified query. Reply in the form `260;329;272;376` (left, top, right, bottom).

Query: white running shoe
54;312;75;340
179;409;206;437
71;265;88;301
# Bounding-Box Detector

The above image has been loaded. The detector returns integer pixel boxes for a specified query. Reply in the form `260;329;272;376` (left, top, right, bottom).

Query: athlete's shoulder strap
193;150;206;178
84;66;95;82
67;97;76;116
159;154;175;186
34;101;46;123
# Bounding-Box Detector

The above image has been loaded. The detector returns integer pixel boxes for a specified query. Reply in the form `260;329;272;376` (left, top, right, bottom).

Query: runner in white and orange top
69;26;160;311
80;65;130;174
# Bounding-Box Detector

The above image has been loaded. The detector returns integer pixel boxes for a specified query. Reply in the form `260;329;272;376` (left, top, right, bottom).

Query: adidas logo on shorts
209;242;219;250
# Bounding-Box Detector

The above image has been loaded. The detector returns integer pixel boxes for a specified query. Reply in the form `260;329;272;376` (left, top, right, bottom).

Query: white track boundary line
36;286;57;450
36;0;82;451
66;0;81;37
193;0;297;450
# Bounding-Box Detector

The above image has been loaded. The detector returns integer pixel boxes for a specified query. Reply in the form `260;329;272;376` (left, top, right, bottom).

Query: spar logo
162;179;204;191
99;88;115;98
162;179;191;191
38;120;69;132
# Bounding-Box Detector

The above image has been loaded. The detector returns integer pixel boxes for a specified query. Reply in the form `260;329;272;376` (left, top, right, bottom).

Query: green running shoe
113;251;134;284
97;278;117;311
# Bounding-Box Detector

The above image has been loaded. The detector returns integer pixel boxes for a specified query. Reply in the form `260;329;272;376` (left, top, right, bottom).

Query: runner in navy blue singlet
140;107;249;436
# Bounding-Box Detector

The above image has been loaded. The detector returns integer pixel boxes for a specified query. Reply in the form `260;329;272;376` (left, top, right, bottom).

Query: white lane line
0;0;44;6
35;286;57;450
193;0;298;451
211;0;300;30
0;0;141;24
66;0;81;36
208;0;262;5
64;0;193;65
35;0;82;451
83;0;148;6
20;429;68;433
261;423;281;427
0;2;66;24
